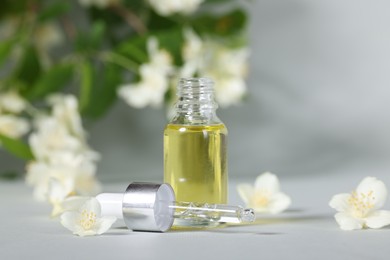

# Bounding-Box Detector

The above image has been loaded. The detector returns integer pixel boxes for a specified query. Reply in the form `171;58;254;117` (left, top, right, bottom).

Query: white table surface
1;171;390;260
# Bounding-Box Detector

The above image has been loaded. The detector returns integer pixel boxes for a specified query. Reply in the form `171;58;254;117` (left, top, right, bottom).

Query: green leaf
193;9;247;37
26;63;73;100
0;171;22;180
38;2;71;22
154;28;184;66
90;21;106;49
79;61;93;113
117;27;184;66
13;46;41;92
80;63;122;119
146;11;177;31
0;134;34;160
75;21;106;52
93;63;122;118
0;40;13;66
116;38;148;64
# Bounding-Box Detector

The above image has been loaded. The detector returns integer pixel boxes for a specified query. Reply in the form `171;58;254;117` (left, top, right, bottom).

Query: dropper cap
97;182;175;232
97;182;256;232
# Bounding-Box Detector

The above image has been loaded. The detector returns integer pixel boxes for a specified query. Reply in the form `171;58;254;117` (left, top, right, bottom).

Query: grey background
2;0;390;182
2;2;390;259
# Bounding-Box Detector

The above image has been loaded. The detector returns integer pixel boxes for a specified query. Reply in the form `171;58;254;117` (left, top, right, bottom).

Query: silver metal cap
122;182;175;232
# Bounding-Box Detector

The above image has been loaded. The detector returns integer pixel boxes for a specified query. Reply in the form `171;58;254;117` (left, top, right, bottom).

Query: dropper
96;182;255;232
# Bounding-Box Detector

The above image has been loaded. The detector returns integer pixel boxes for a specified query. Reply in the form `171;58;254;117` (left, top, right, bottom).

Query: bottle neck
170;78;221;125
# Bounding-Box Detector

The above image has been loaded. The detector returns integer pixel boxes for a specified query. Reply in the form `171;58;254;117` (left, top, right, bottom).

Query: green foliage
0;171;22;180
38;2;71;22
116;39;148;64
155;28;185;65
13;46;42;92
0;0;249;162
79;61;94;113
26;63;73;100
193;9;247;36
75;21;106;53
79;62;122;119
0;134;34;160
0;0;30;18
0;40;14;67
1;0;248;122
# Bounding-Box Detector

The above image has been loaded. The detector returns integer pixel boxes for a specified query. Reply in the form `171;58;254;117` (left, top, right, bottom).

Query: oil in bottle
164;78;228;227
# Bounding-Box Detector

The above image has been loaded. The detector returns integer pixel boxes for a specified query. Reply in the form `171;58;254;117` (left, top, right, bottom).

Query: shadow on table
105;208;333;235
205;209;333;235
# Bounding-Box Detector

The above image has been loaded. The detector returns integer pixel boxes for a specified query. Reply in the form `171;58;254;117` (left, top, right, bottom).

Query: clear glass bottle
164;78;228;226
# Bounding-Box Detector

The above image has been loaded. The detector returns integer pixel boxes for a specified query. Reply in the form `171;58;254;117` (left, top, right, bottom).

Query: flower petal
95;216;117;235
334;212;364;230
268;192;291;214
60;211;80;233
80;198;101;215
254;172;280;194
62;196;91;212
236;184;254;204
329;193;351;212
74;229;97;237
356;177;387;210
365;210;390;229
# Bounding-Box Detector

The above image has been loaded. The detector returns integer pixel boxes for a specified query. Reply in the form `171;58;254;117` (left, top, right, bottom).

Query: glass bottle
164;78;228;222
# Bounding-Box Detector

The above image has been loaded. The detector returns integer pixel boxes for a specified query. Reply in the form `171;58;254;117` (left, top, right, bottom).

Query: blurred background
1;0;390;183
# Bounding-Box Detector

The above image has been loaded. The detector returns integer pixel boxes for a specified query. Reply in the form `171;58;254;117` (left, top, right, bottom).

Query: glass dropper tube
96;182;255;232
169;201;255;225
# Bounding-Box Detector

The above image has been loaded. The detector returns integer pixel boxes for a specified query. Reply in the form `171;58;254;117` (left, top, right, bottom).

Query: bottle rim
178;78;214;94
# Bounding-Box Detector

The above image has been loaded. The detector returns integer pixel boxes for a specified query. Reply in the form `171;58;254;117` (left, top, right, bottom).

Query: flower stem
97;51;138;72
109;4;147;35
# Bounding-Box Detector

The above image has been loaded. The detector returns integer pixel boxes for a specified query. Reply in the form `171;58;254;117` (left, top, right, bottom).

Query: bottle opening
178;78;214;95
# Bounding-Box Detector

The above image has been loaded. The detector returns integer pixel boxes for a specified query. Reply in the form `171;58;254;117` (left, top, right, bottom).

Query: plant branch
61;16;76;41
97;51;138;72
109;4;147;35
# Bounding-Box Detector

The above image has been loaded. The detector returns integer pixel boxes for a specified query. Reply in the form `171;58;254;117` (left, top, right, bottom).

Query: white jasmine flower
211;47;249;78
48;178;74;217
146;37;173;74
72;160;101;196
29;117;83;161
26;161;51;201
118;65;168;108
118;37;173;108
26;152;101;201
237;172;291;214
47;94;86;139
26;94;101;208
0;91;26;114
214;77;247;107
51;195;90;218
26;159;74;201
182;28;203;62
117;83;149;109
0;114;29;138
199;44;249;107
329;176;390;230
148;0;204;16
60;198;117;237
179;34;250;107
180;28;203;78
79;0;119;9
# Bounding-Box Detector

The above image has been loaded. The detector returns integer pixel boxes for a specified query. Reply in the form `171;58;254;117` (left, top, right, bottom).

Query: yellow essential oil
164;124;228;204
